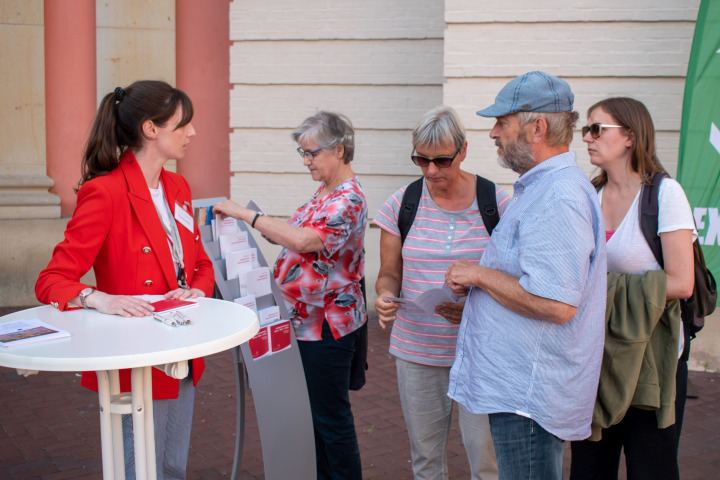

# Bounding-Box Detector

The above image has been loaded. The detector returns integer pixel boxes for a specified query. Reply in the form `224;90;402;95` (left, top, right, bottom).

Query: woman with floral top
213;111;367;480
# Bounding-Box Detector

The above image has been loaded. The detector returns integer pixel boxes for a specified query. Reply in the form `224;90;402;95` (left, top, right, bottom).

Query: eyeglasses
582;123;624;139
297;147;323;159
411;148;461;169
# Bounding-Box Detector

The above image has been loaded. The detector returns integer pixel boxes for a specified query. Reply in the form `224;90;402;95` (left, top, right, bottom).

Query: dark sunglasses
582;123;624;139
411;147;461;169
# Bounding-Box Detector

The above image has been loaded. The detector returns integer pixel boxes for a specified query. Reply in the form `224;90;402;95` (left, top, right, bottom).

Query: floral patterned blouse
274;176;367;341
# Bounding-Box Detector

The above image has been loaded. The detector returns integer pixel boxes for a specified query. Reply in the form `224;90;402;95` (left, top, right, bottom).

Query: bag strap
398;178;424;244
476;175;500;236
639;171;669;268
398;175;499;245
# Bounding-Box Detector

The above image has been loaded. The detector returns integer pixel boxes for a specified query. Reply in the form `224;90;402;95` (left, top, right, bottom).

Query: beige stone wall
228;0;445;218
444;0;700;187
96;0;177;171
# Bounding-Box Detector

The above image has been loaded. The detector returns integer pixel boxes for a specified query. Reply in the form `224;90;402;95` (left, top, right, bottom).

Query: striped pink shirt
374;178;510;366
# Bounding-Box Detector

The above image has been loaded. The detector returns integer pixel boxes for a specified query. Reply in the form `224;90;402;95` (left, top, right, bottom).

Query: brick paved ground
1;306;719;479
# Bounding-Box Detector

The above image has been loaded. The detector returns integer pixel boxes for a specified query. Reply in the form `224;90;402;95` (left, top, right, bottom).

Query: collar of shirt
514;151;578;194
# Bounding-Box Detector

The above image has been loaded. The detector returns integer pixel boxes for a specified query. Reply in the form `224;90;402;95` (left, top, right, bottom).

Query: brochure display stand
193;198;315;480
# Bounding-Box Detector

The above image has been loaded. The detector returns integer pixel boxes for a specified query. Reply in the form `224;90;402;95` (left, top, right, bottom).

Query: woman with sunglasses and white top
213;112;366;480
570;97;695;479
374;106;509;480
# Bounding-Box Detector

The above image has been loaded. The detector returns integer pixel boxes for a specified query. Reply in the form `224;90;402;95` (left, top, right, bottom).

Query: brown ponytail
78;80;193;189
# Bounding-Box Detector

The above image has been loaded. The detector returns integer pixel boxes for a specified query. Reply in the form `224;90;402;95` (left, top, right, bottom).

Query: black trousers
570;358;687;480
297;321;363;480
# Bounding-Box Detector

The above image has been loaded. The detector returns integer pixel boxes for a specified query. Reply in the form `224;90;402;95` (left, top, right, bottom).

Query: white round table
0;297;259;480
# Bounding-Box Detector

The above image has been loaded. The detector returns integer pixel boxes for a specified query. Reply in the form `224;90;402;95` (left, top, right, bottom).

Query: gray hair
291;111;355;163
412;106;466;151
516;110;579;147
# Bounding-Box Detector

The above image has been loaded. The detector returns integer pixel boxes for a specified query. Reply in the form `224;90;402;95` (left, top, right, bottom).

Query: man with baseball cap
444;71;607;478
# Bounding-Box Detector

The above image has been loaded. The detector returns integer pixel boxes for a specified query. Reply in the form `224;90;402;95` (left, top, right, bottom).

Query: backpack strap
475;175;500;236
639;171;669;268
398;178;423;244
398;175;500;244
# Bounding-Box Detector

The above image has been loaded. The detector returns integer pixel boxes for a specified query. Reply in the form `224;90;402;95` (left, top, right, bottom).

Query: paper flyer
258;305;281;326
219;231;250;258
240;266;272;297
226;248;256;280
384;283;464;316
234;295;258;314
150;298;198;313
269;320;291;353
248;326;270;359
0;319;70;348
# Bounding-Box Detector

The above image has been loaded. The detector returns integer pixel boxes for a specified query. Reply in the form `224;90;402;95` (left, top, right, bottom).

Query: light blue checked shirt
448;152;607;441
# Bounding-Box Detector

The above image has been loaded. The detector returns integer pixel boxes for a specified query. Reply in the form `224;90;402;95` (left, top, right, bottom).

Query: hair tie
114;87;125;103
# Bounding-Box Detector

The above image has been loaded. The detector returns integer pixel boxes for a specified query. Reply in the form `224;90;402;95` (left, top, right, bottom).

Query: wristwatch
78;287;95;309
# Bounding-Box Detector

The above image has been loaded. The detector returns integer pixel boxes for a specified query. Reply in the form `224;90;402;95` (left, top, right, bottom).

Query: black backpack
398;175;500;244
639;171;717;339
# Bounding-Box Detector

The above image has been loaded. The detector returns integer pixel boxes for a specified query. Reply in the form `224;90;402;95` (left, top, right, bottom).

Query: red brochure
248;327;270;359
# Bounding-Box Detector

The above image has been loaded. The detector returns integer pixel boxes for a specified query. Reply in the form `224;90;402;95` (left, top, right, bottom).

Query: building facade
3;0;716;371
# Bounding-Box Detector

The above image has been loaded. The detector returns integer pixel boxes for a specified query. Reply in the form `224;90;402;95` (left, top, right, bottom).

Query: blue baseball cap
476;71;574;118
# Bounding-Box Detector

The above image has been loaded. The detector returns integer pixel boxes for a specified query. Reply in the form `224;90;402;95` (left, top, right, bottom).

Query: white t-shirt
149;182;178;275
601;178;696;274
600;177;696;357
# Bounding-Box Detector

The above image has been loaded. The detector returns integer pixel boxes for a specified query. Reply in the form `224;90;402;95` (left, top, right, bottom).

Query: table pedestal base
97;367;157;480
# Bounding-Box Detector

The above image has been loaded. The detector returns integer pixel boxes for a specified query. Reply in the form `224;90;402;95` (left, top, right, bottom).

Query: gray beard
496;137;535;175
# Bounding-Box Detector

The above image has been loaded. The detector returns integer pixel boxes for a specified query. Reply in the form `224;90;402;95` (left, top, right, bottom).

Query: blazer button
144;280;153;286
142;246;151;253
195;235;200;241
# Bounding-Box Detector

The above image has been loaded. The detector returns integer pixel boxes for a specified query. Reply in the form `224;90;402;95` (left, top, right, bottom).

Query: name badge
175;203;195;232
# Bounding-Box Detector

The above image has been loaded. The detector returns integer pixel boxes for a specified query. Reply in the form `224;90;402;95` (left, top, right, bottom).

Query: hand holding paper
383;284;464;316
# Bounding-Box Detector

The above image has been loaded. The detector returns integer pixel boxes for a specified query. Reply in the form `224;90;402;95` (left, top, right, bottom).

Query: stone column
176;0;231;199
0;1;59;219
44;0;97;216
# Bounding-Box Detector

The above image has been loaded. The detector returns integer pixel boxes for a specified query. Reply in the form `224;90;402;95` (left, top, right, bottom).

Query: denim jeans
122;376;195;479
297;320;362;480
396;358;497;480
488;412;563;480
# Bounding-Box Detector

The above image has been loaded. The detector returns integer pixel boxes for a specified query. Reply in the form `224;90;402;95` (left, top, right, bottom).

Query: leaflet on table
0;319;70;348
384;284;465;316
226;248;258;280
150;298;198;313
238;266;272;298
247;319;292;360
234;294;258;314
219;231;250;258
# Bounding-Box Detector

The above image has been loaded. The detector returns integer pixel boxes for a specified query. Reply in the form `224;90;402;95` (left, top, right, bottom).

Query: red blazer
36;151;215;399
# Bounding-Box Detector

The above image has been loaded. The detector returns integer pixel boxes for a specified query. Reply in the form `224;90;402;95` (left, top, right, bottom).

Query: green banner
678;0;720;301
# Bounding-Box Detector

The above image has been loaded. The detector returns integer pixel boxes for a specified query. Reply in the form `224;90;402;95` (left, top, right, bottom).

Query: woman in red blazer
36;80;214;479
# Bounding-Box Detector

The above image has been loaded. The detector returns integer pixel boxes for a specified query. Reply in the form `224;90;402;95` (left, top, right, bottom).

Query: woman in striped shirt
374;106;509;480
